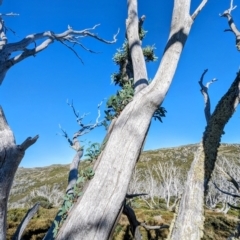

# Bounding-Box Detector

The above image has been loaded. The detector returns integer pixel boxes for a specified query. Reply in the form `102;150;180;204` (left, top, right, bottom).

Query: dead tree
0;1;118;239
0;9;118;85
55;1;208;239
214;165;240;239
220;0;240;51
170;69;240;239
0;107;38;240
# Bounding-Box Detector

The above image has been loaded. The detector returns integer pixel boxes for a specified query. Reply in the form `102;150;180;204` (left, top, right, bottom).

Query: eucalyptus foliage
105;25;165;123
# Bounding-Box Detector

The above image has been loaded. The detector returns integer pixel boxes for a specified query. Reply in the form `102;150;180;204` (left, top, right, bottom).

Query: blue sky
0;0;239;167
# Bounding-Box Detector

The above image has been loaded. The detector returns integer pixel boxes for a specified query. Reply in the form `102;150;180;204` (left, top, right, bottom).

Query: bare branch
0;24;119;85
198;69;217;123
213;182;240;198
220;0;237;16
141;222;169;230
12;203;40;240
191;0;208;20
215;164;240;192
0;12;19;17
220;0;240;51
57;39;84;64
126;193;148;199
126;0;148;94
19;135;39;151
71;102;103;140
59;101;103;152
228;202;240;210
123;203;168;240
58;125;74;147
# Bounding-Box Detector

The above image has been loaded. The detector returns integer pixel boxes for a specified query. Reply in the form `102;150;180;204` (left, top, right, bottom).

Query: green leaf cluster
105;82;134;121
53;167;95;237
105;24;165;123
153;106;167;122
85;142;101;162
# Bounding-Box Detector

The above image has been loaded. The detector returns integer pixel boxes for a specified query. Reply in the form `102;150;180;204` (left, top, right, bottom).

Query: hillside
10;143;240;208
7;143;240;239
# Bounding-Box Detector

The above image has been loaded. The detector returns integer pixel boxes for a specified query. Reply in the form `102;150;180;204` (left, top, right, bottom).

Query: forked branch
220;0;240;51
198;69;217;123
59;101;103;151
0;20;119;84
123;194;169;240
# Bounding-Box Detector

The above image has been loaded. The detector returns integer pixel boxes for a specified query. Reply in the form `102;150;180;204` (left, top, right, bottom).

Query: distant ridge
9;143;240;209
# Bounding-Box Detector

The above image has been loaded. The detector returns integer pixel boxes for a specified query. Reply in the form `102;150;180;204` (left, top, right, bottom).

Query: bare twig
191;0;208;20
0;23;119;84
141;222;169;230
0;12;19;17
198;69;217;123
59;101;103;151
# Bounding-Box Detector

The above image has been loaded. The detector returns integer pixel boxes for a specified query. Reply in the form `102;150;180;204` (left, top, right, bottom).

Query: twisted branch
0;21;119;84
198;69;217;123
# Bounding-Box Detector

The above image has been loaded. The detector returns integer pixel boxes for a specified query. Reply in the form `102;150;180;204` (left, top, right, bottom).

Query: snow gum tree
55;0;208;239
6;0;240;239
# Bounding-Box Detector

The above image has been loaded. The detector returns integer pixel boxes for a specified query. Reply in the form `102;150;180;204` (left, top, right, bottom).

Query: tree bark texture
0;107;38;240
170;72;240;240
55;0;207;239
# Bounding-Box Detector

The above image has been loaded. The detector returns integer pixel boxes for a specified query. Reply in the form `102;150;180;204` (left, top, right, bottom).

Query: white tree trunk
170;143;205;240
55;0;208;239
0;107;38;240
170;72;240;240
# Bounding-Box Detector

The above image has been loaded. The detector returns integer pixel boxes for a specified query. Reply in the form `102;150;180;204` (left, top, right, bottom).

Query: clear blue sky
0;0;239;167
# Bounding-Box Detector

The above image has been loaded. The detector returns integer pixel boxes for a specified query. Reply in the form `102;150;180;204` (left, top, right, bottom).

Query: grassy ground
7;205;239;239
6;143;240;239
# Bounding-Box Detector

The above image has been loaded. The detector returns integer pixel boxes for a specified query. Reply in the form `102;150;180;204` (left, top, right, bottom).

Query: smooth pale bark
170;72;240;239
55;1;207;239
126;0;148;94
43;150;83;240
0;107;38;240
12;203;40;240
170;143;205;240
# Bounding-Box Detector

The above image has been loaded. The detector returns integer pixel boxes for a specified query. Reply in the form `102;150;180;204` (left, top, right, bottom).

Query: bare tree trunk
170;143;205;240
55;1;207;239
170;72;240;240
0;107;38;240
